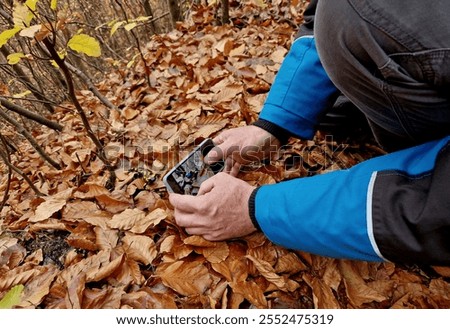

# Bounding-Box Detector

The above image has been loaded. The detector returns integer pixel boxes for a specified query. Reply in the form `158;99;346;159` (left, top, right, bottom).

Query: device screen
164;139;224;195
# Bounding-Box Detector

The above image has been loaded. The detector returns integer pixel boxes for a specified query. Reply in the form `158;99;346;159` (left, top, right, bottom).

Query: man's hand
205;125;281;176
169;172;257;241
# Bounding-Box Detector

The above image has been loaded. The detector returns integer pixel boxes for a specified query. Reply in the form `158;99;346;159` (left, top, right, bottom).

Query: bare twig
0;97;63;131
0;134;12;212
0;106;61;170
0;137;45;197
114;0;152;88
65;62;120;113
42;37;116;189
0;45;55;113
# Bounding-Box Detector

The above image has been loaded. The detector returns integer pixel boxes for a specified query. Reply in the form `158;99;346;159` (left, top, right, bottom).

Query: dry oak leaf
95;192;132;214
94;226;119;251
246;255;300;293
0;267;43;291
29;188;74;222
122;233;158;266
340;260;387;307
73;183;109;199
82;286;125;309
157;260;213;297
303;272;341;309
120;286;177;309
0;242;26;269
108;208;168;233
17;265;60;308
183;236;229;263
230;279;268;308
59;249;121;285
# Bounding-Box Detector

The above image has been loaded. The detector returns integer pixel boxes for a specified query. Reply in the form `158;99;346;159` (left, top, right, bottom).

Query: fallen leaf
247;255;299;292
122;233;157;265
339;260;387;307
158;260;212;297
30;188;74;222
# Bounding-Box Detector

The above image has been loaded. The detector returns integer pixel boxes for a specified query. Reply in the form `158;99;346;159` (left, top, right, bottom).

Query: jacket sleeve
253;0;339;141
251;136;450;265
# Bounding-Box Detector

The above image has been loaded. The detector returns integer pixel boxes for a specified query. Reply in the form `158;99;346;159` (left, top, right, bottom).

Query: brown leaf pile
1;1;449;309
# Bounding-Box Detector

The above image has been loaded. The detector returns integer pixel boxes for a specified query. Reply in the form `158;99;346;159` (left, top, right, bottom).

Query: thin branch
114;0;152;88
0;97;63;131
0;134;13;212
42;37;116;189
65;62;120;113
0;142;45;197
0;46;55;113
0;106;61;170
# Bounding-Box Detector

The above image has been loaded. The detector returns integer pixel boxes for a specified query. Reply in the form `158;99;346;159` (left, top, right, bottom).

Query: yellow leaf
13;2;34;28
110;21;124;36
135;16;151;22
19;24;41;38
67;34;101;57
25;0;39;11
0;285;24;309
51;0;58;10
12;90;31;98
0;27;21;48
126;53;139;68
253;0;267;8
124;22;137;31
126;59;135;68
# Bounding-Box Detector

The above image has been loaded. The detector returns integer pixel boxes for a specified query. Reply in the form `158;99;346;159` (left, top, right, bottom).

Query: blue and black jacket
249;0;450;265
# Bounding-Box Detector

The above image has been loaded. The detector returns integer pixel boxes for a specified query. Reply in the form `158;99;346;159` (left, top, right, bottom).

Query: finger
173;208;203;229
197;176;216;196
223;157;234;174
205;139;239;165
230;161;241;177
204;145;223;164
168;193;198;213
211;133;226;146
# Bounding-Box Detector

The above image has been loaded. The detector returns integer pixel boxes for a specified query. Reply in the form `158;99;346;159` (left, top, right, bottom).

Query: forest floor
1;2;449;309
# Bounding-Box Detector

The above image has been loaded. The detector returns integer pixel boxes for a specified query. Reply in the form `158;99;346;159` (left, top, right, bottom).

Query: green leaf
0;27;21;48
67;34;101;57
51;0;58;10
7;52;26;65
0;285;24;309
